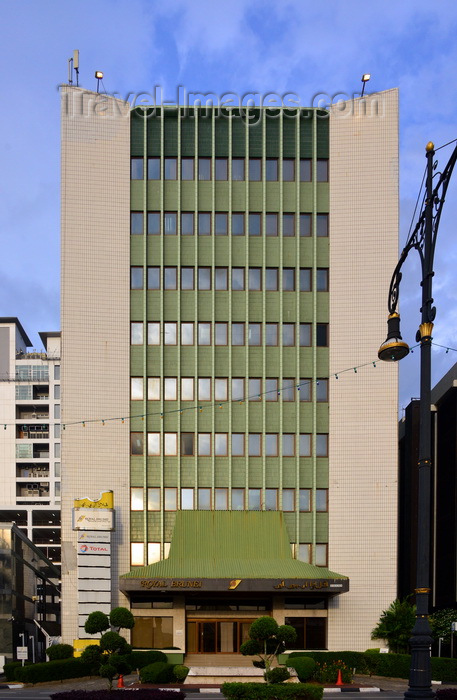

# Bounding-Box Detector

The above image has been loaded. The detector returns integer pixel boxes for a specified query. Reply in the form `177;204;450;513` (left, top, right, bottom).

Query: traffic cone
117;675;125;688
336;669;343;686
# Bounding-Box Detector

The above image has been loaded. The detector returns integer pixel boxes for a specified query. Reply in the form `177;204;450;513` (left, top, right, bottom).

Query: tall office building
61;86;399;654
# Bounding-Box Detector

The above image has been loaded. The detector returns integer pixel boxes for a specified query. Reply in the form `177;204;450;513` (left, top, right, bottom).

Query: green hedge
140;662;176;684
126;650;167;669
15;658;92;684
431;658;457;683
221;682;323;700
287;651;368;673
4;662;25;681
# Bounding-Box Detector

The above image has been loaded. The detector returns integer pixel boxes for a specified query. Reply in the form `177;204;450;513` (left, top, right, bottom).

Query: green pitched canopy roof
121;511;347;580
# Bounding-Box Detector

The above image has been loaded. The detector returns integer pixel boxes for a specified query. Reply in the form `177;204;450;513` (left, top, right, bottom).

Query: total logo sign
78;543;111;555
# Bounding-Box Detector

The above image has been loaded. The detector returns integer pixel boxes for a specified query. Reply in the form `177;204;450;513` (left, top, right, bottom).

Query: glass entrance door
186;619;254;653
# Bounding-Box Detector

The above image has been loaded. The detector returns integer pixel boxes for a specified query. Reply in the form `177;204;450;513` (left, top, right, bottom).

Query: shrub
436;690;457;700
80;645;104;672
140;661;176;684
15;658;91;684
287;657;316;681
313;660;352;684
46;644;74;661
431;657;457;683
221;682;323;699
109;607;135;631
4;661;25;681
127;650;167;669
173;665;189;682
264;667;290;684
99;631;129;655
84;611;110;636
288;651;368;674
51;691;185;700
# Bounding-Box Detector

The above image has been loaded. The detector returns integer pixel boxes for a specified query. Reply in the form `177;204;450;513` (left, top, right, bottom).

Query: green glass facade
129;107;330;567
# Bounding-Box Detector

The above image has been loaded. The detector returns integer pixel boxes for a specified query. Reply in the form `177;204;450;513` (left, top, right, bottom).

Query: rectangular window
131;267;143;289
181;433;194;456
232;488;244;509
316;324;329;347
300;324;311;346
282;378;295;401
300;434;311;457
265;268;278;291
131;322;143;345
198;487;211;509
148;157;160;180
316;434;328;457
316;489;328;512
282;159;295;181
164;212;177;235
181;377;194;401
54;404;61;419
131;212;143;235
316;379;328;402
164;322;177;345
215;213;228;236
164;433;178;456
198;378;211;401
131;433;143;456
181;322;194;345
232;213;245;236
181;158;194;180
232;268;245;290
148;377;160;401
249;159;261;181
299;489;311;511
148;433;160;456
282;489;295;511
181;212;194;235
148;543;161;564
248;323;261;346
198;267;211;290
265;489;278;510
265;323;278;346
315;543;328;566
300;159;311;182
300;268;311;291
232;158;245;181
232;323;245;346
283;214;295;237
215;267;228;290
198;322;211;345
215;433;228;456
232;433;244;456
164;488;177;511
148;212;160;235
317;268;329;291
164;157;177;180
215;488;228;510
54;424;61;438
266;213;278;236
148;267;160;290
148;488;160;511
215;158;228;180
198;433;211;456
248;488;261;510
131;157;143;179
283;268;295;291
316;214;329;237
181;267;194;290
215;378;228;401
265;378;278;401
198;212;211;235
282;434;295;456
299;378;311;401
164;267;177;290
232;378;244;402
249;378;261;400
300;213;311;237
248;434;261;456
266;159;278;181
131;543;144;567
198;158;211;180
249;213;261;236
131;487;144;511
282;324;295;346
164;377;177;401
54;365;60;380
131;377;144;401
265;433;278;456
248;268;261;291
317;159;329;182
297;543;311;563
181;488;194;509
215;323;228;346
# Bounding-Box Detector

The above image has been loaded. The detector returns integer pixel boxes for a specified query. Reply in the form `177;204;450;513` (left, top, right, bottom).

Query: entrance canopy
120;511;348;595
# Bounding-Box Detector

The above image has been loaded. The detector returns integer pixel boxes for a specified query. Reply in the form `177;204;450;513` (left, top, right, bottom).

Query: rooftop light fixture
361;74;371;97
95;71;104;93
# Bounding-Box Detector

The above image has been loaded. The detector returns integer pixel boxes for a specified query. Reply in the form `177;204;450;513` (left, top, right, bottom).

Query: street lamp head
378;312;410;362
425;141;435;153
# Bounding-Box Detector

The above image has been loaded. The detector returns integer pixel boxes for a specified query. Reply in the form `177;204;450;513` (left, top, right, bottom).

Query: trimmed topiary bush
15;658;91;684
46;644;74;661
264;667;290;684
140;661;176;684
431;657;457;683
221;682;323;699
173;665;189;682
288;651;368;674
109;607;135;631
4;661;26;681
287;656;316;682
127;650;168;669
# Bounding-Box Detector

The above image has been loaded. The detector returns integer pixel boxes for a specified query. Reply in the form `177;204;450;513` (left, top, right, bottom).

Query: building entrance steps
184;653;255;667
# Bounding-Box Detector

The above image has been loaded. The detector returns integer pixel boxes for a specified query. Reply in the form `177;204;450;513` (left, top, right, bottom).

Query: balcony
17;425;49;440
17;465;50;478
16;406;49;420
16;483;50;499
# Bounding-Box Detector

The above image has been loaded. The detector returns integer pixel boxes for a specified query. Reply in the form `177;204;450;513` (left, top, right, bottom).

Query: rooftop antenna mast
67;50;80;86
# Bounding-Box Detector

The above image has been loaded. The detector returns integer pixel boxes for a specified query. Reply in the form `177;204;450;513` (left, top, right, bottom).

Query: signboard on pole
16;646;27;660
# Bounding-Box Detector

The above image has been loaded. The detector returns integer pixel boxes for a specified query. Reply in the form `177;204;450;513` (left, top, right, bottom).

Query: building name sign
140;579;202;589
78;543;111;554
119;577;349;594
73;507;115;531
274;579;330;590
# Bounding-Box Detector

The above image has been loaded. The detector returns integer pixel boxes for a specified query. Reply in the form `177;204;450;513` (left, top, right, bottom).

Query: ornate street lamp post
379;141;457;700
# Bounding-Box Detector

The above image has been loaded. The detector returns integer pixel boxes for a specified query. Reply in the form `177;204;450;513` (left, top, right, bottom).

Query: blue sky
1;0;457;410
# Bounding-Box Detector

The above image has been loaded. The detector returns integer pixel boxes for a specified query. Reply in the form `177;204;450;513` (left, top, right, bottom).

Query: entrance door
186;619;254;653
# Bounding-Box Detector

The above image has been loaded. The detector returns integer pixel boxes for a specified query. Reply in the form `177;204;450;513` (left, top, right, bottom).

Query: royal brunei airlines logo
228;579;242;590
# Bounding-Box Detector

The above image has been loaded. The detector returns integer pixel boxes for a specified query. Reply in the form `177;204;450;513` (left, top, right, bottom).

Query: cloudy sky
1;0;457;410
